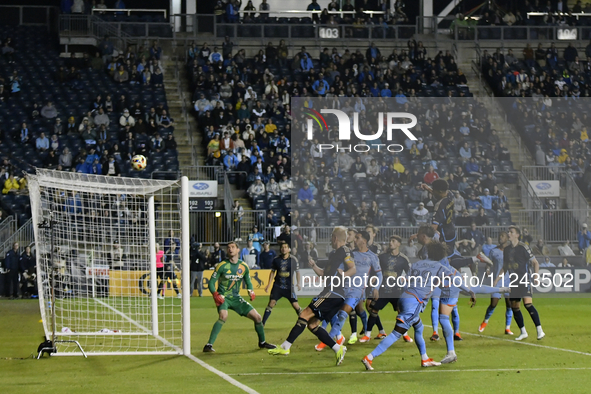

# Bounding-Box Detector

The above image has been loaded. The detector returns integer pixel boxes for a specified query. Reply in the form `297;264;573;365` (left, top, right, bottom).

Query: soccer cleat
335;345;347;366
203;344;215;353
376;333;387;340
268;347;290;356
537;331;546;340
454;333;463;341
315;342;327;351
336;335;345;346
498;287;511;294
430;332;440;341
176;293;182;299
479;322;488;332
348;334;358;344
440;354;457;364
361;355;374;371
259;342;276;349
157;295;164;300
359;335;371;343
422;358;442;367
477;252;494;266
515;332;529;341
403;334;414;343
505;329;514;335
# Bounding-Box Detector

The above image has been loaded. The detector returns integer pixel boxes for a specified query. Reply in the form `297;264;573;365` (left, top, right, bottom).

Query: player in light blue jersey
315;230;382;351
361;242;475;370
478;232;514;335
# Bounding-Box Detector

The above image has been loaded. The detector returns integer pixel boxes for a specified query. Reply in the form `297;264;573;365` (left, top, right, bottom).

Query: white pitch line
186;354;260;394
426;325;591;357
229;367;591;376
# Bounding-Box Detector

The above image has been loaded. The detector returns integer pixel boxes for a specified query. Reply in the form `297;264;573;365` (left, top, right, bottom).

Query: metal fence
189;210;267;244
180;166;224;182
0;218;34;257
0;216;17;249
518;210;588;244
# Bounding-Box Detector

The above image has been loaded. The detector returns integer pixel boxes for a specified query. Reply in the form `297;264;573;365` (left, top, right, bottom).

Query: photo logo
303;108;418;153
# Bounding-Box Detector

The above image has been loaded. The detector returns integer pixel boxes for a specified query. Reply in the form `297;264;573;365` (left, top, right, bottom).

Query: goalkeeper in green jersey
203;241;277;352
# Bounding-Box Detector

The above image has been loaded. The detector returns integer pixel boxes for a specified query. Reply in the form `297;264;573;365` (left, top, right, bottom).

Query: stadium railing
189;210;267;244
0;216;18;249
90;8;168;18
0;218;34;257
518;209;589;244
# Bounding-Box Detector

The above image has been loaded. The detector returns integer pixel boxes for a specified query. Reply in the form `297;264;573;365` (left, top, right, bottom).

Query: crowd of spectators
214;0;411;27
189;37;516;237
481;42;591;199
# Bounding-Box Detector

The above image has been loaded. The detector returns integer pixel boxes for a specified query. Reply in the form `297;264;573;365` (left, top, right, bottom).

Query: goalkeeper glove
212;291;225;307
248;290;256;301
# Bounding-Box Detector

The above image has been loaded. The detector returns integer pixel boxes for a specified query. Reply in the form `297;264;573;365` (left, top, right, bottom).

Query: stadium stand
0;24;177;225
189;39;516;239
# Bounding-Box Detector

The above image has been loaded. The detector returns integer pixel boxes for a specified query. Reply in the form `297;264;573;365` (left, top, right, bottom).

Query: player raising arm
262;243;302;325
494;225;545;341
203;242;276;353
268;226;354;366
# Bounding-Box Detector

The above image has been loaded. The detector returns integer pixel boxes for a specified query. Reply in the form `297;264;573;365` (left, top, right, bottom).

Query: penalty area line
186;354;260;394
228;367;591;376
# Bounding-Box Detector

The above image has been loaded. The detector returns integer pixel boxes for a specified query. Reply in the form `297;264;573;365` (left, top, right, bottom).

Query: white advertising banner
188;181;218;198
529;180;560;197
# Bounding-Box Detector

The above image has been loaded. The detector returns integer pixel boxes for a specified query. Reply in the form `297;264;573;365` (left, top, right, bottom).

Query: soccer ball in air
131;155;147;171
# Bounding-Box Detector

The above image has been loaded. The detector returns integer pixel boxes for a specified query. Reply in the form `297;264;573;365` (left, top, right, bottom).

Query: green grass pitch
2;296;591;393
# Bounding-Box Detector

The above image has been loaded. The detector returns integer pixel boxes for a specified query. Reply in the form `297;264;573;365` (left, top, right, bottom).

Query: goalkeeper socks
359;310;368;332
262;307;272;325
439;314;454;352
452;306;460;334
370;330;402;359
328;310;348;339
254;321;265;343
505;307;513;327
413;321;427;356
512;308;525;329
349;311;357;334
524;304;541;326
310;324;337;350
431;298;440;332
207;319;225;345
484;305;496;321
286;317;308;345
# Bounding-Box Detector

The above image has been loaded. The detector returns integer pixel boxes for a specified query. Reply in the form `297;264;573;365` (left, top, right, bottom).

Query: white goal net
28;169;190;356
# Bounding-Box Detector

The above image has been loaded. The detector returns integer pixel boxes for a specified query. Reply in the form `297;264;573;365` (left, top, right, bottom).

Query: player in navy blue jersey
361;242;475;371
269;226;354;365
360;235;413;343
262;243;302;326
423;179;493;275
315;230;382;350
495;225;545;341
478;232;514;335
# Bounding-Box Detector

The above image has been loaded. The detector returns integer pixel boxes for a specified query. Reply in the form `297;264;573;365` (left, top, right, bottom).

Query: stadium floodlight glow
28;170;191;356
215;211;221;218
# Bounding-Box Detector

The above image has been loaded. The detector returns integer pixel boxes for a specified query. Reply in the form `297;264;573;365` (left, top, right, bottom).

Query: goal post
28;169;191;356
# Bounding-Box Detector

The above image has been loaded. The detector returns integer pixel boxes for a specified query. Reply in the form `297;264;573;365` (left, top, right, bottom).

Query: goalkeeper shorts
218;296;254;317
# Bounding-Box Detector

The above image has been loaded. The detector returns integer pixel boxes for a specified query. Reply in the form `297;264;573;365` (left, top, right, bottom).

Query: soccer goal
28;169;190;356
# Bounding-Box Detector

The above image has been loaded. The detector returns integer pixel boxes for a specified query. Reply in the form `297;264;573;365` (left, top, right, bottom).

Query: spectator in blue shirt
223;151;239;170
36;132;49;151
459;142;472;160
297;183;316;207
478;188;498;210
248;226;264;252
258;242;276;269
464;223;486;247
307;0;321;21
465;157;482;176
301;54;313;72
578;223;591;253
366;42;381;62
312;73;329;96
208;47;223;63
466;194;482;210
380;83;392;97
149;41;162;61
226;0;239;22
395;90;407;104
